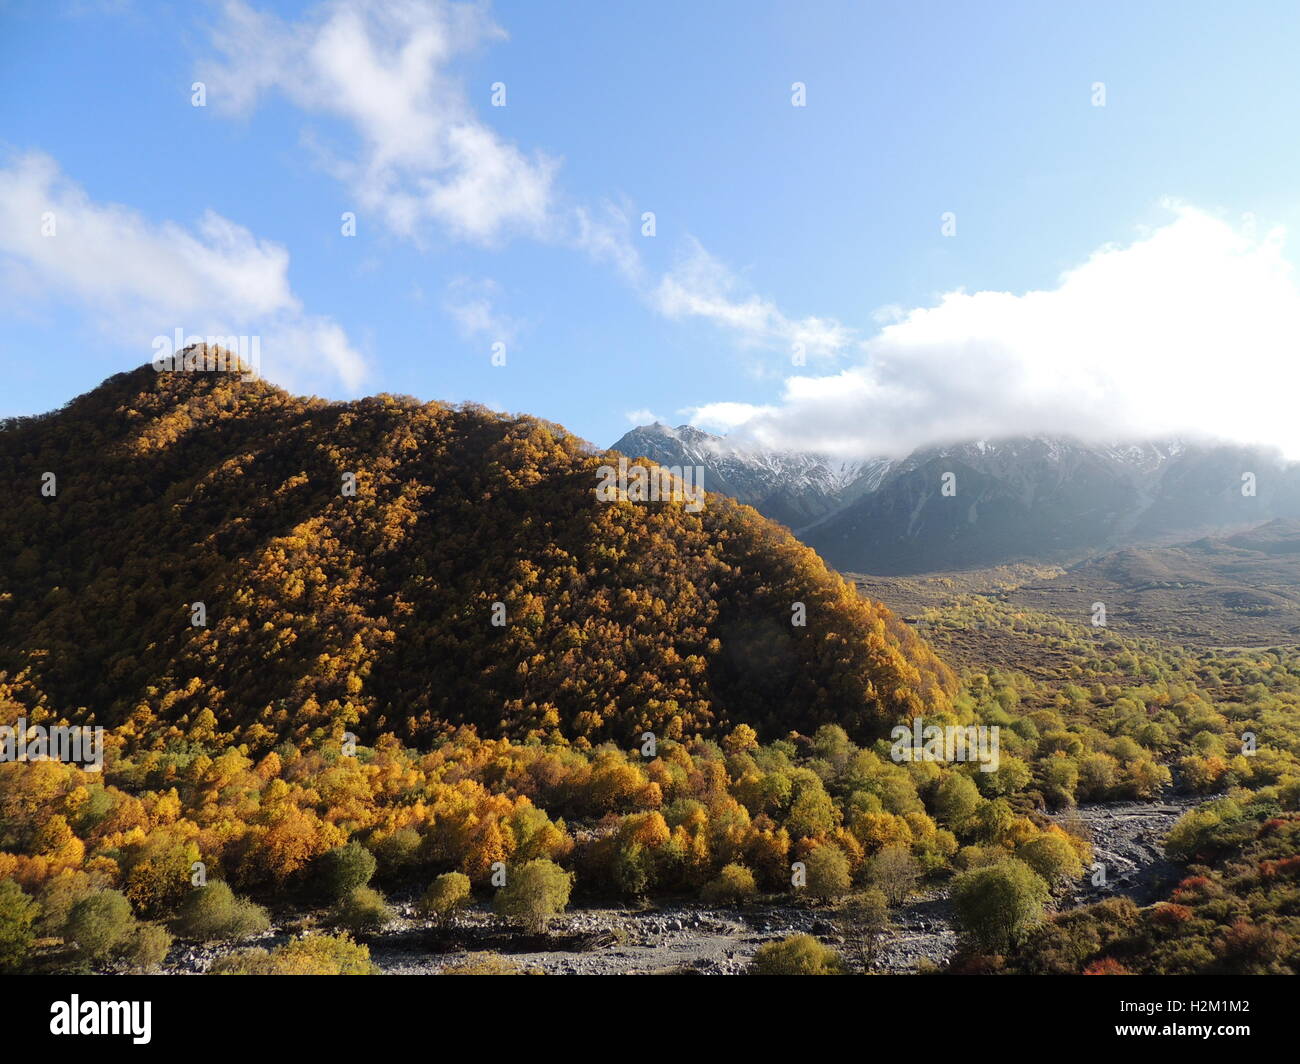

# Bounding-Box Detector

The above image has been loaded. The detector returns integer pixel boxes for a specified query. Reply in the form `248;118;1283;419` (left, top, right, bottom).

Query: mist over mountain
612;425;1300;574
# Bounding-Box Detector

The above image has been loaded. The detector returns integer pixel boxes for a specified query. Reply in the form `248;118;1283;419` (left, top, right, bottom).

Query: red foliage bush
1083;958;1133;975
1151;902;1194;926
1172;875;1213;902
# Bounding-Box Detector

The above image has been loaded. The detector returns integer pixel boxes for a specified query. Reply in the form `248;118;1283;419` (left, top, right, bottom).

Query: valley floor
158;796;1202;976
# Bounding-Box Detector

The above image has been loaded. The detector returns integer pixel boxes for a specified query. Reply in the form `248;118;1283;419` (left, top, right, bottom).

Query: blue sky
4;0;1300;456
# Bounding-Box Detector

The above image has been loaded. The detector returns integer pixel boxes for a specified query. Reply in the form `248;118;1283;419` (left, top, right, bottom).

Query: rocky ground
162;794;1202;976
371;904;835;975
1049;793;1205;906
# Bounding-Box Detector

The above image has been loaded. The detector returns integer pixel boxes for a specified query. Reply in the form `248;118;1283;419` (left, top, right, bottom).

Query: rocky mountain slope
612;425;1300;574
610;422;891;530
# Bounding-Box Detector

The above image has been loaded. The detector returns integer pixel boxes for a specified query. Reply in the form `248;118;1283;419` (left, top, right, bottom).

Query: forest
0;363;1297;975
0;363;953;748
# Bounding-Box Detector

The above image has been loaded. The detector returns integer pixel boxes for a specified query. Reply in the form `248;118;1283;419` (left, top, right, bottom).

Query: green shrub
1019;833;1084;887
0;879;38;973
493;859;573;933
700;863;757;905
332;886;393;934
176;881;270;942
749;933;844;975
951;859;1050;952
418;872;471;927
316;842;377;902
372;828;422;878
66;890;137;964
934;773;981;827
803;844;851;901
124;923;173;972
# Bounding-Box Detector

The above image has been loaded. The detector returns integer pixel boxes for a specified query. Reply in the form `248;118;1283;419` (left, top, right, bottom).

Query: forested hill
0;358;955;750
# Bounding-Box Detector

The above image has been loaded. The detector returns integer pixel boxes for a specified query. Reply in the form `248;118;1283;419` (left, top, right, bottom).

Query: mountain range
611;424;1300;574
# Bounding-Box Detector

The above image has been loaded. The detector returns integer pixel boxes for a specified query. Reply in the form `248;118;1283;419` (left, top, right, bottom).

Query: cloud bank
0;151;366;392
713;206;1300;458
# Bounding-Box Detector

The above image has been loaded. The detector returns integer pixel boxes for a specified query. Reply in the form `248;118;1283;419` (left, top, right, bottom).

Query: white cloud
716;205;1300;459
443;276;516;342
199;0;557;246
0;150;366;392
195;0;894;389
199;2;855;369
653;237;854;359
624;408;662;425
572;201;644;285
683;401;776;433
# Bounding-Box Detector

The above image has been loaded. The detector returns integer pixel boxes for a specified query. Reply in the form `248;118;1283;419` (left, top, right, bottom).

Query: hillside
989;519;1300;648
0;358;955;750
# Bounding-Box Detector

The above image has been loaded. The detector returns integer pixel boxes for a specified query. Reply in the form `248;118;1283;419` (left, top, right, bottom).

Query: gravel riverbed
161;795;1202;976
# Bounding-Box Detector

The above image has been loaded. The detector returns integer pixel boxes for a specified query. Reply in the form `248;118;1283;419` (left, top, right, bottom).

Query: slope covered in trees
0;359;955;751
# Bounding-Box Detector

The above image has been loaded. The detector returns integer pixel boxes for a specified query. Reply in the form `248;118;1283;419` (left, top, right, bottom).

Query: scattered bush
493;859;573;933
951;859;1050;953
802;844;851;902
749;934;844;975
124;923;173;972
418;872;472;928
176;881;270;942
317;843;377;902
867;844;920;906
0;879;38;973
66;890;137;965
439;952;522;975
212;933;376;975
1019;832;1085;887
332;886;393;934
700;863;757;906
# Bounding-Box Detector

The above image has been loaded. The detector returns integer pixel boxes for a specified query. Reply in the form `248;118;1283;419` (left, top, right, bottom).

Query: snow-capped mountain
609;425;1300;574
609;422;893;529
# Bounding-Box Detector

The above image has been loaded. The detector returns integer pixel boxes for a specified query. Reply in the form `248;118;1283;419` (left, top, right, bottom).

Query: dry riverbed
163;795;1202;976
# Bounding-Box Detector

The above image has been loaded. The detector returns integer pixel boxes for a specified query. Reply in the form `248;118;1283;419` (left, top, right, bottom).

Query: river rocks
1051;794;1204;905
157;796;1206;976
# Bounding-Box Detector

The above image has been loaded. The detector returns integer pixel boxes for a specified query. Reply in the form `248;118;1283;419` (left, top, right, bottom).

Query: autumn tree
418;872;471;928
0;879;37;973
803;844;852;902
836;889;891;972
951;860;1050;953
701;863;757;906
493;859;573;933
1019;832;1085;887
868;844;920;906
